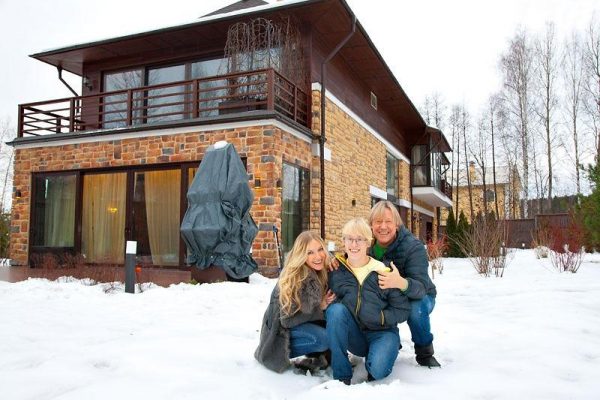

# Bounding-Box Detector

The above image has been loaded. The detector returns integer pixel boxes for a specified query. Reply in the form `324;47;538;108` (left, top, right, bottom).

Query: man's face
371;208;397;247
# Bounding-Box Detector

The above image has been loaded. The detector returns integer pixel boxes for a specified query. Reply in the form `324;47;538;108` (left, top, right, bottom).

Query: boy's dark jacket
369;226;437;299
328;255;410;330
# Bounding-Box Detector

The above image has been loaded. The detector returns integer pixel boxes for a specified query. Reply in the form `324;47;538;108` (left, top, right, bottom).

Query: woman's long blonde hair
278;231;329;316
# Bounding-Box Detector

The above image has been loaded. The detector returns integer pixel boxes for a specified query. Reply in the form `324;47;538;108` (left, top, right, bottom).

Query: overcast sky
1;0;599;129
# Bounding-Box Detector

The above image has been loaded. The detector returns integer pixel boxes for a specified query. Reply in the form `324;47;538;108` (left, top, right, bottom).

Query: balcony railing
17;68;309;138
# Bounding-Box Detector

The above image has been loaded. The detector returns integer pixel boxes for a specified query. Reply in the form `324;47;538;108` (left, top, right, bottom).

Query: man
369;200;441;368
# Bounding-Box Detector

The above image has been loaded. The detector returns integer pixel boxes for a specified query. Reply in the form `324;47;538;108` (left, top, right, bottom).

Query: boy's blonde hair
342;217;373;243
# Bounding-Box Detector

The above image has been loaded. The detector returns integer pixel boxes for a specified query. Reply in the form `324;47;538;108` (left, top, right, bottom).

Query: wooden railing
17;68;309;137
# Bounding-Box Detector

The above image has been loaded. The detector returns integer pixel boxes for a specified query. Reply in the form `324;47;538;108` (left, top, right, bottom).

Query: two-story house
9;0;452;277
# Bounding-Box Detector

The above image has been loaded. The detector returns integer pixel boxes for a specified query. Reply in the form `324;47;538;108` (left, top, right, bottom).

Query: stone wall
10;125;311;276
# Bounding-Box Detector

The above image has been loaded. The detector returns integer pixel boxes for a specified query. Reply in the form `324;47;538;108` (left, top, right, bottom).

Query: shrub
548;219;585;273
427;237;448;278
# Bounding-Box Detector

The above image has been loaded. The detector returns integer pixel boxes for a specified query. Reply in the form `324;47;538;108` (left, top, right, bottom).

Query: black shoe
414;343;441;368
416;355;441;368
293;354;328;372
340;379;351;385
367;373;375;382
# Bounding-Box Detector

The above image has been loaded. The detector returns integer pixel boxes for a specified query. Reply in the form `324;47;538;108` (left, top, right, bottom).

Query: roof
456;165;514;187
28;0;432;134
202;0;269;17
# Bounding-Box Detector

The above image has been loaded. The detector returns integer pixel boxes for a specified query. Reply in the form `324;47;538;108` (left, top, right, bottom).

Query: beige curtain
82;173;126;263
44;175;76;247
145;169;180;265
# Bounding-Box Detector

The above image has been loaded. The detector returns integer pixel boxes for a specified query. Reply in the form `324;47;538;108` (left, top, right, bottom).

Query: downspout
319;15;356;239
57;66;79;97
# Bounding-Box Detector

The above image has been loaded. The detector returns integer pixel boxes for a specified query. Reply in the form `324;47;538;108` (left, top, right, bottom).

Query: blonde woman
327;218;410;384
255;231;336;373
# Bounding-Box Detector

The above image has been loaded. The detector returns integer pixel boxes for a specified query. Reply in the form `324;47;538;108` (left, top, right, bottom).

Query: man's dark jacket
369;226;437;300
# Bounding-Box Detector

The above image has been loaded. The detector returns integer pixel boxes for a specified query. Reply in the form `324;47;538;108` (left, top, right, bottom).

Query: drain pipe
57;66;79;97
319;15;356;239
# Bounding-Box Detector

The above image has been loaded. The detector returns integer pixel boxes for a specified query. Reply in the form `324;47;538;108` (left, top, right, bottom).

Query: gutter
319;13;356;239
57;67;78;97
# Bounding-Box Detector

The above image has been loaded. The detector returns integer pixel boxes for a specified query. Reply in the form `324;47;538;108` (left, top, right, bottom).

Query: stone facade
10;124;312;276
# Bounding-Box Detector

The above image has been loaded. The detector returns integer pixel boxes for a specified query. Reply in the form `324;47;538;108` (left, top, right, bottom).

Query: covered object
180;141;258;279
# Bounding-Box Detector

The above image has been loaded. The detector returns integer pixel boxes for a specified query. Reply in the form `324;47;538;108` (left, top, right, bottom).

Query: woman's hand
321;289;336;310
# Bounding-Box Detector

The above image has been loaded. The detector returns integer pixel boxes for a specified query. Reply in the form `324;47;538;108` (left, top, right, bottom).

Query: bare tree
421;92;446;130
460;106;475;220
583;16;600;163
470;117;490;215
449;105;462;211
562;31;586;194
500;29;535;218
488;94;505;217
0;118;15;211
534;22;560;211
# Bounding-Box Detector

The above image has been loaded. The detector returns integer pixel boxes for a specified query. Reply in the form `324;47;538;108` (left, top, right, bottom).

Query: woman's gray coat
254;271;324;372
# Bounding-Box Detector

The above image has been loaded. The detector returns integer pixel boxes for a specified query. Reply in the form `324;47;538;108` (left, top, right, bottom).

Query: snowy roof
455;164;514;187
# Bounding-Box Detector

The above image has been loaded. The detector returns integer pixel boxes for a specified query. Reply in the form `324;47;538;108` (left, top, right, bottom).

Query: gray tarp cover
180;142;258;279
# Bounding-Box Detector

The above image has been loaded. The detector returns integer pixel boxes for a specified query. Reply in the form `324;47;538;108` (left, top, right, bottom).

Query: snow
1;249;600;399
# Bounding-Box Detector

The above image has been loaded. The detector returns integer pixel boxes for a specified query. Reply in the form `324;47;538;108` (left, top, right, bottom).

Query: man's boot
415;344;441;368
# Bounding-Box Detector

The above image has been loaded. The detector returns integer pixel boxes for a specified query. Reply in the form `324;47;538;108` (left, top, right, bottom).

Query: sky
1;0;599;128
1;249;599;399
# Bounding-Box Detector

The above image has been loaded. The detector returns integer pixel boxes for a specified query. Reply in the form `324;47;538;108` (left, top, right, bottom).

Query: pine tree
577;163;600;250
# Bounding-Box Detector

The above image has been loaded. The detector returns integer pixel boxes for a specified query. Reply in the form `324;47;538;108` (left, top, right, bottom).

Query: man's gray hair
368;200;403;228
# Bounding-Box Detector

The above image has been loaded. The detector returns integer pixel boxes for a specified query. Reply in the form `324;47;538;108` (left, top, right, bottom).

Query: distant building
441;161;521;225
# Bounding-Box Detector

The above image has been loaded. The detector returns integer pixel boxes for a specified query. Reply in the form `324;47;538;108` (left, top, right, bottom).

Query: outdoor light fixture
276;178;282;189
15;190;22;199
82;76;93;91
254;178;261;188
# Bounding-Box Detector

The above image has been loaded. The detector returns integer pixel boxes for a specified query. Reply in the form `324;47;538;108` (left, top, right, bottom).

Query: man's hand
377;261;408;290
328;256;340;271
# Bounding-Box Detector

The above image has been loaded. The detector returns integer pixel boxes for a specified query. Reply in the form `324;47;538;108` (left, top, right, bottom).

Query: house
9;0;452;277
442;161;521;224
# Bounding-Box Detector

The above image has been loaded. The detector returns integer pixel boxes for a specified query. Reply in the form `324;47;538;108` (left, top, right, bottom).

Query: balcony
17;68;308;138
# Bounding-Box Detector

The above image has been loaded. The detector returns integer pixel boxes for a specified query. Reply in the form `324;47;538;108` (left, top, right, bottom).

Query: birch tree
500;29;535;218
563;31;586;194
534;22;560;211
583;16;600;163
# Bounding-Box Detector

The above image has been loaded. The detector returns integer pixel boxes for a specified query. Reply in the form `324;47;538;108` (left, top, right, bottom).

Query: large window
281;163;310;254
146;64;186;123
30;162;203;267
31;174;76;248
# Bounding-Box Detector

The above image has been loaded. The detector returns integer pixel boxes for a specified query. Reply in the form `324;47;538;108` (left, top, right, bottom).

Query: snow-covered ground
1;249;599;400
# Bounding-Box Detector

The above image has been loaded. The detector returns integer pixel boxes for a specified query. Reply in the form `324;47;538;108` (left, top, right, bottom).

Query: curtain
145;169;180;265
82;173;126;263
43;175;76;247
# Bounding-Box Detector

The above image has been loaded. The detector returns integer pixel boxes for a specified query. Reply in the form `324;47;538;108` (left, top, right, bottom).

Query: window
485;189;496;202
146;64;186;123
386;152;399;198
281;163;310;254
412;145;428;186
31;174;76;248
82;172;127;263
30;162;205;267
103;69;143;128
132;169;181;266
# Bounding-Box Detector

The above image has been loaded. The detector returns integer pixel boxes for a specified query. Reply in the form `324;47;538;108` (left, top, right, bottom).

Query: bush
427;237;448;278
446;209;470;258
548;218;585;273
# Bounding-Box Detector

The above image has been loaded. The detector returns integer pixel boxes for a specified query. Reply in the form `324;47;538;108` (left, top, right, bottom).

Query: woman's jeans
408;295;436;347
325;303;400;381
289;322;328;358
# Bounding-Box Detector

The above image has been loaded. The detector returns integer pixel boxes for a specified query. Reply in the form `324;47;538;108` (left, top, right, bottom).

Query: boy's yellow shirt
336;254;389;285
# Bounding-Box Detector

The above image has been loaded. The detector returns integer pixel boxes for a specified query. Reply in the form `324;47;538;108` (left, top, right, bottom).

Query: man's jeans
289;322;328;358
407;295;436;347
325;303;399;381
